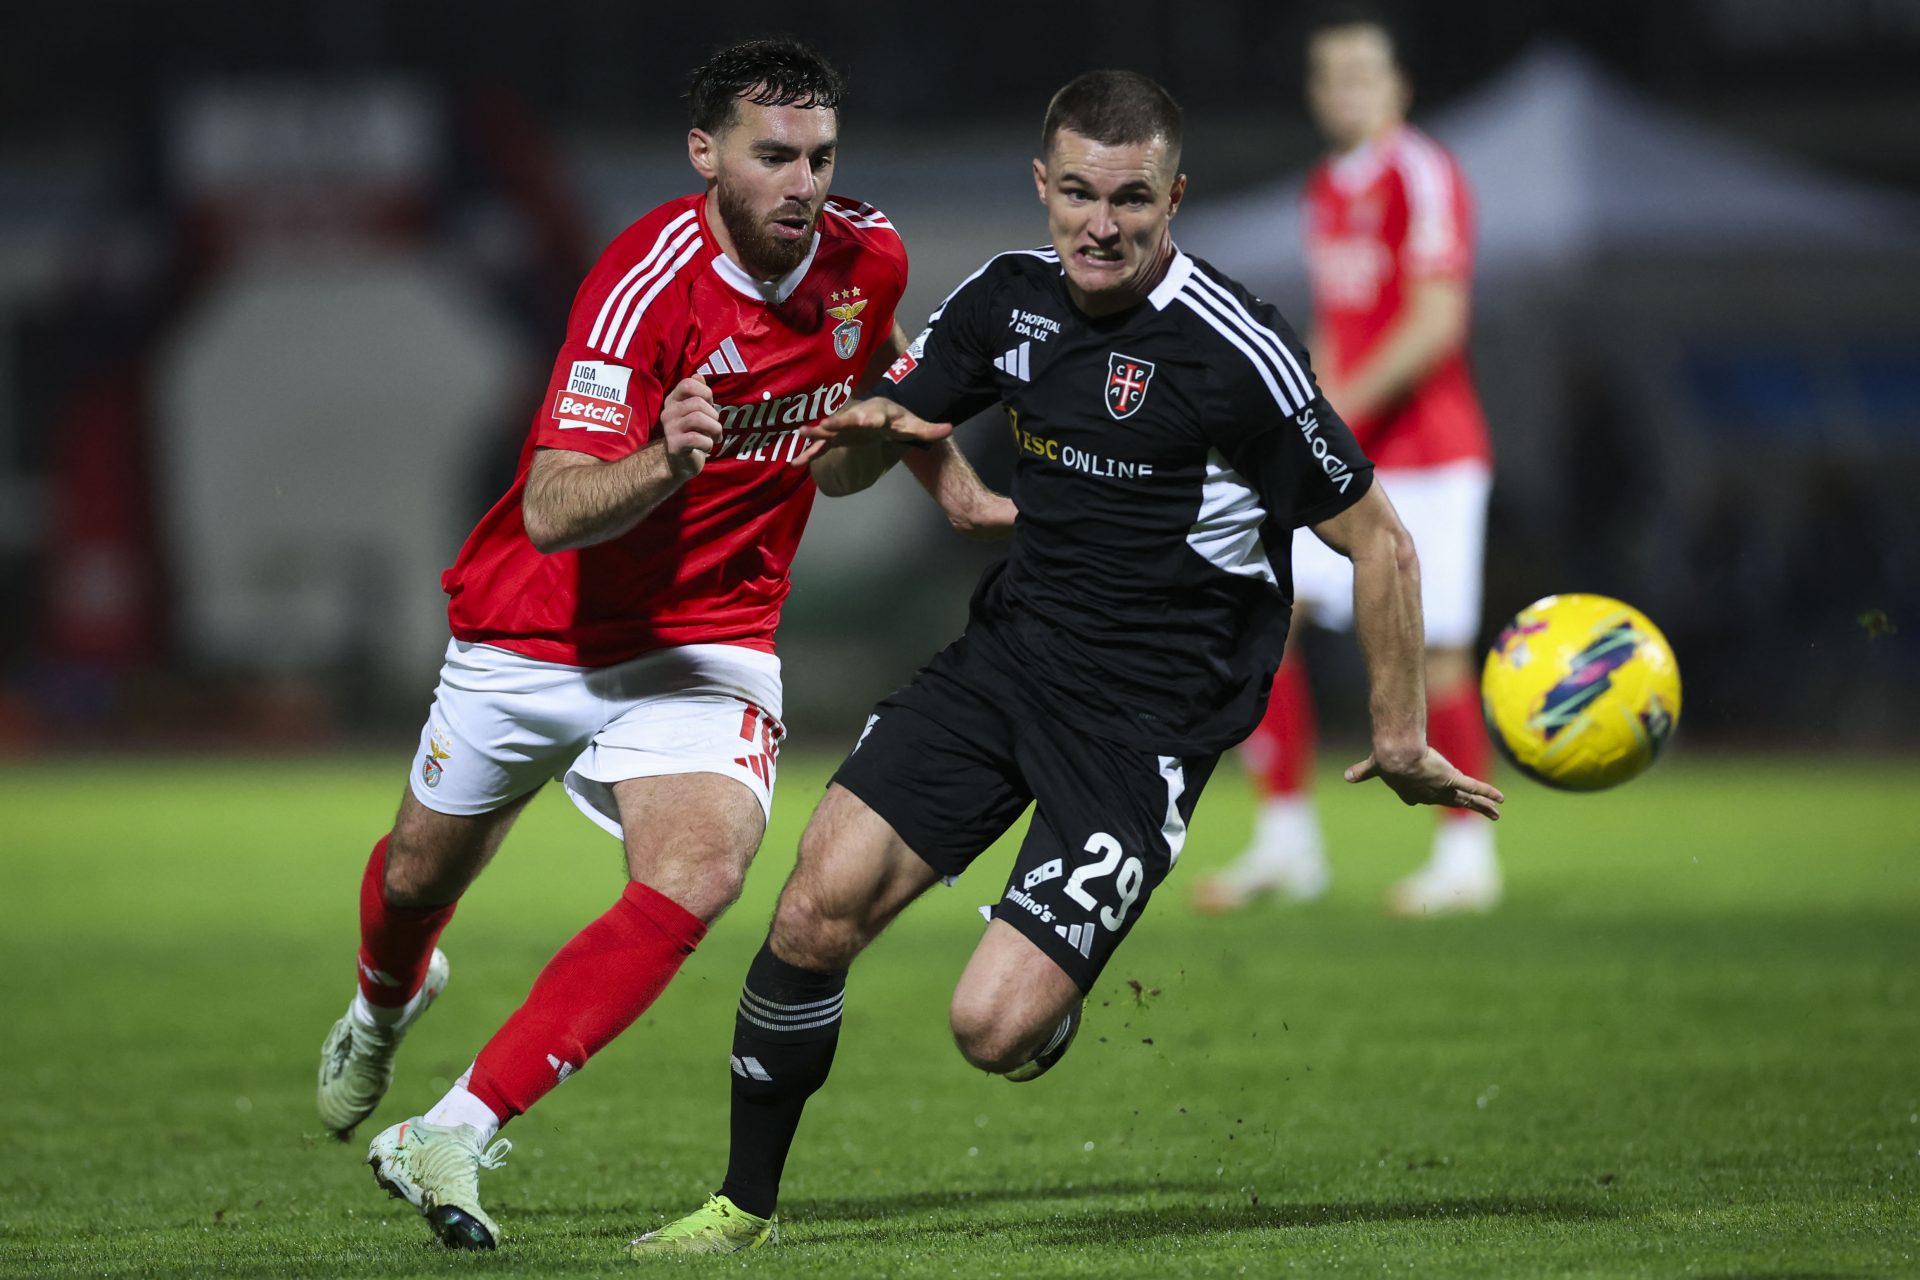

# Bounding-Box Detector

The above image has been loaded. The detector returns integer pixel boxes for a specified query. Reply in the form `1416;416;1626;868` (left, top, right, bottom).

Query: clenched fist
661;376;723;478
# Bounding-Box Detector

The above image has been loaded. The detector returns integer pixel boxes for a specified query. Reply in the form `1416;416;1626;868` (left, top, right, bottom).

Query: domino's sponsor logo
1022;858;1064;891
1002;884;1055;924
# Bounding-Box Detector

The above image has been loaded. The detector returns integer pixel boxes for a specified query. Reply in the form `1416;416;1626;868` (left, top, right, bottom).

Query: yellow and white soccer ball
1481;593;1682;791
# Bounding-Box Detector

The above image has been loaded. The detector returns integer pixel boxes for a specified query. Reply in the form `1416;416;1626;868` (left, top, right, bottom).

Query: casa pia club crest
827;288;866;360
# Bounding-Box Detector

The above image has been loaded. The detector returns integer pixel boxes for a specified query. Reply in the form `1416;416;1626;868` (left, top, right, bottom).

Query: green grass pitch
2;752;1915;1277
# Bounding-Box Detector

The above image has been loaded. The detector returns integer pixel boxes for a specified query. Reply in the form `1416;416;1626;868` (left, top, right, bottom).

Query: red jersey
1304;125;1491;468
443;193;907;666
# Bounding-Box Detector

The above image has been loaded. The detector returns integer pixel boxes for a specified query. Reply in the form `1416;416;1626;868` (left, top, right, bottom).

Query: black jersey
883;246;1375;754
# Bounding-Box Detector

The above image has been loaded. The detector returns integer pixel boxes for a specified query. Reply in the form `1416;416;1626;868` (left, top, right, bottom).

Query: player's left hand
1345;746;1504;820
793;397;953;466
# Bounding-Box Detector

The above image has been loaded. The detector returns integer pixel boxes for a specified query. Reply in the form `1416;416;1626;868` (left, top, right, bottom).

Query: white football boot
1387;821;1502;916
367;1117;512;1250
316;948;449;1138
1190;799;1330;913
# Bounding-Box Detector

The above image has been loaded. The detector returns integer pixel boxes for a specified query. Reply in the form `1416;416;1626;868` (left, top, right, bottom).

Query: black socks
717;941;847;1218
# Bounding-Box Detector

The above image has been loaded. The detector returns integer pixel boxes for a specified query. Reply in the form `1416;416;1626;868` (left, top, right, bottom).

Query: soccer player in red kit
313;39;1007;1250
1194;9;1500;916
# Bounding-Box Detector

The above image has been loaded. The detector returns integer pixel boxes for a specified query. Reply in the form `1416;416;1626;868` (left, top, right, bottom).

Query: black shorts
831;634;1217;992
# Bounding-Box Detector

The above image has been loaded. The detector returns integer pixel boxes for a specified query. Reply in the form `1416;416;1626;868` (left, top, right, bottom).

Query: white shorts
1291;460;1491;648
408;640;785;839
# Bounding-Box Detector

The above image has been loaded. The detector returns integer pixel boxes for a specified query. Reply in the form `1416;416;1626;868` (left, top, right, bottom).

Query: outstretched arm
1310;483;1503;819
899;441;1016;540
522;376;721;553
804;368;1016;538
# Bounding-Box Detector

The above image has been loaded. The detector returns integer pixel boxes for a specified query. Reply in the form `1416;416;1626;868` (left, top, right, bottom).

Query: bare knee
616;773;765;923
642;845;751;923
761;782;936;971
763;815;885;970
767;883;868;972
949;992;1045;1074
948;921;1082;1073
383;819;472;908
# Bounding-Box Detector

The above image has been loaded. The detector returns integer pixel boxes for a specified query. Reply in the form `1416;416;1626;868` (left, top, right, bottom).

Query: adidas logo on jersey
994;341;1032;382
695;336;748;378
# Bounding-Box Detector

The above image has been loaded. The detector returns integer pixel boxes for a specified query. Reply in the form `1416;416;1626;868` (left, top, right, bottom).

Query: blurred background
2;0;1916;758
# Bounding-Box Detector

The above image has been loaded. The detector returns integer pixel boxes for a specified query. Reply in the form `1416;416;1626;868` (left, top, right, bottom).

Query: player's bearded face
1034;130;1186;317
701;99;837;280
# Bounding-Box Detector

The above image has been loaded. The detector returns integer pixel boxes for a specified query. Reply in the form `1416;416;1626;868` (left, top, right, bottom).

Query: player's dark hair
1041;70;1183;164
1305;2;1409;74
686;36;847;134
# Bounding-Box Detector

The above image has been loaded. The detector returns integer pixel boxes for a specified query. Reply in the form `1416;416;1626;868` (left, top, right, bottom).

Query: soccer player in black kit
632;69;1504;1254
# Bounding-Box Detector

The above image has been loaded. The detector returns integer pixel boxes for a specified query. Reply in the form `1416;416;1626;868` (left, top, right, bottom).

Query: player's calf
714;940;848;1219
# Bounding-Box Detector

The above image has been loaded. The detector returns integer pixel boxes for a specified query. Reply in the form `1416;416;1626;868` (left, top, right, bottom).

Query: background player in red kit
1194;8;1500;917
313;38;1007;1250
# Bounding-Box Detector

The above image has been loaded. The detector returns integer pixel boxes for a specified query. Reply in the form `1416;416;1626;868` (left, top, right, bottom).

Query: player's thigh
999;725;1220;994
1388;461;1492;650
780;655;1034;968
768;782;944;970
407;639;604;824
611;771;766;923
563;644;786;844
828;646;1034;883
385;785;541;905
391;640;604;903
949;919;1083;1071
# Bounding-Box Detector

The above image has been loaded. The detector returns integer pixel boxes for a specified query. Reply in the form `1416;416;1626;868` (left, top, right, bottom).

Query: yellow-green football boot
627;1193;778;1255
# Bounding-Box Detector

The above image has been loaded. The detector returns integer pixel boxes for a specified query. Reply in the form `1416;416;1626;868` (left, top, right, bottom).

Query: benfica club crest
1105;353;1156;420
827;289;867;360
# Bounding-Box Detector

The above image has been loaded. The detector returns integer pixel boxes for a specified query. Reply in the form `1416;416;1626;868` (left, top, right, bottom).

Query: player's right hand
660;376;723;478
793;397;953;466
1345;745;1505;820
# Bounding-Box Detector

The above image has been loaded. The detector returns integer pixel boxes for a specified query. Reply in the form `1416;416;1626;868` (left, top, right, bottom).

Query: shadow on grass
790;1187;1621;1248
787;1180;1222;1222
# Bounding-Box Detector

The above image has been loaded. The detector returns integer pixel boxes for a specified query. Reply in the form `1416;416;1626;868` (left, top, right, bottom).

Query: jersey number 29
1066;832;1144;932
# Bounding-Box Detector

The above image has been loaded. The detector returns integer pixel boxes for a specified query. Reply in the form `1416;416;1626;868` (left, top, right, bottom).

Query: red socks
356;836;457;1009
1245;655;1316;797
466;881;707;1122
1426;681;1493;822
1246;663;1491;822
